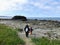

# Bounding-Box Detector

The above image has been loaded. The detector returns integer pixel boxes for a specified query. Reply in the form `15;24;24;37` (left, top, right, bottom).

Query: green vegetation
0;24;25;45
32;37;60;45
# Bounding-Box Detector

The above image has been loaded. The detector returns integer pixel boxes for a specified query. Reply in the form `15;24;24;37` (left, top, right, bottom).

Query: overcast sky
0;0;60;17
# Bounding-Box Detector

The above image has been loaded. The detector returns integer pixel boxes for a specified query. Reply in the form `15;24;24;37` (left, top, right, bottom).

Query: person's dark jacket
24;25;30;32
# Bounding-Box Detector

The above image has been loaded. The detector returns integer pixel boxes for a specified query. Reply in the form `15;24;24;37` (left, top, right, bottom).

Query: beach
0;19;60;39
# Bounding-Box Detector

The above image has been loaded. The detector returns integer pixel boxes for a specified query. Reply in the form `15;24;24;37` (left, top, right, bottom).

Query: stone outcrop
12;16;27;21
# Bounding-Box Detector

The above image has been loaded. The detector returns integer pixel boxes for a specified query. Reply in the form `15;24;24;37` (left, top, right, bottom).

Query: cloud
0;0;60;17
0;0;60;11
0;0;28;11
30;0;60;10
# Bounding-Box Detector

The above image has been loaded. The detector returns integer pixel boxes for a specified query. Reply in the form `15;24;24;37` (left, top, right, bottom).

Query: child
29;27;33;35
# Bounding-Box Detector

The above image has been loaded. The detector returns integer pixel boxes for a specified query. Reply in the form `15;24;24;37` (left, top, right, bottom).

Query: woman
24;25;30;37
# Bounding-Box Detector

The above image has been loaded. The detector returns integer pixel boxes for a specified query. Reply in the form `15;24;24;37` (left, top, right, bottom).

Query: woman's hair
26;25;29;27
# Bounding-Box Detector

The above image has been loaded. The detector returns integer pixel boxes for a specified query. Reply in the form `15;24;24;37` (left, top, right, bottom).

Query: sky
0;0;60;17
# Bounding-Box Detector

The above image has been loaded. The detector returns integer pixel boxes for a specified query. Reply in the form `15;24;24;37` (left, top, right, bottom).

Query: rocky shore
0;20;60;39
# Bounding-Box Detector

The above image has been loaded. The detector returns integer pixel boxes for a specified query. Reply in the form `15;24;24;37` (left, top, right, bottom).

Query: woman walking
24;24;30;37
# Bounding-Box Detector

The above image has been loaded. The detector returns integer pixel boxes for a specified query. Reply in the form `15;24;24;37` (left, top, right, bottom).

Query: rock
12;15;27;21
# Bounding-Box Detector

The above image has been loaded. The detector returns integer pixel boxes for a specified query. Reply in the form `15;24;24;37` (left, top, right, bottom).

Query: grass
32;37;60;45
0;24;25;45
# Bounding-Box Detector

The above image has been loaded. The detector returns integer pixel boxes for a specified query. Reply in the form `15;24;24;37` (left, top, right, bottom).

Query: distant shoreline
27;17;60;21
0;17;60;21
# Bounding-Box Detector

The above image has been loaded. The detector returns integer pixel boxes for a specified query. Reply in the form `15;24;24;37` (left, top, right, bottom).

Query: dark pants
26;32;29;37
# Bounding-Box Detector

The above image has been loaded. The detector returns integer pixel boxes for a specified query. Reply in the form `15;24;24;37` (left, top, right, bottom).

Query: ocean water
27;17;60;21
0;16;60;21
0;16;13;19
